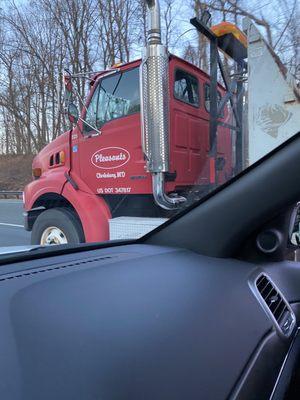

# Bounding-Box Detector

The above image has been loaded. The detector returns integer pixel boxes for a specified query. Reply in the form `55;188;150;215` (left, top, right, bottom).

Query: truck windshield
85;68;140;132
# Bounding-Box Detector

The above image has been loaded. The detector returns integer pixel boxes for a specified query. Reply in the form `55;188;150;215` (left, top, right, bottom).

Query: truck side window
204;83;224;118
174;69;199;107
84;67;140;132
204;84;210;112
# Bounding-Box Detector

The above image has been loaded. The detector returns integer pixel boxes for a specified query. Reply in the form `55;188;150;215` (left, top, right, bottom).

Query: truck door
170;66;210;189
76;66;152;196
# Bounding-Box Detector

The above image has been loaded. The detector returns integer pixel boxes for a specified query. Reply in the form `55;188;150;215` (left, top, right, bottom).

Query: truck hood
32;130;71;171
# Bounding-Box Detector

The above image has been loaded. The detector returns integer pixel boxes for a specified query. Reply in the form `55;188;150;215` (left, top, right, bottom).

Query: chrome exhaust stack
145;0;162;45
140;0;186;210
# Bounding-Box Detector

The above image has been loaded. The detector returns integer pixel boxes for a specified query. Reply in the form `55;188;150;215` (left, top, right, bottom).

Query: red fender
24;130;71;211
24;170;67;211
61;182;111;243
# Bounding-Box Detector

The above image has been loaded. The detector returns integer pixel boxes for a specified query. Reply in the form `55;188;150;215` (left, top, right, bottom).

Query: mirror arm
78;116;101;135
73;87;88;113
63;70;88;113
64;69;102;136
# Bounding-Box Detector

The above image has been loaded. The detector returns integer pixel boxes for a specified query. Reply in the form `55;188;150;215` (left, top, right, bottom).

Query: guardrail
0;191;23;199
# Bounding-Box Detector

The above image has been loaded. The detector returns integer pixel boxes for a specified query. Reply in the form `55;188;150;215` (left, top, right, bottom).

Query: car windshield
0;0;298;252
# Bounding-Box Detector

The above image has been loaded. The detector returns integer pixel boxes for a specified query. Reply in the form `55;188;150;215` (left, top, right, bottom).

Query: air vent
254;274;296;337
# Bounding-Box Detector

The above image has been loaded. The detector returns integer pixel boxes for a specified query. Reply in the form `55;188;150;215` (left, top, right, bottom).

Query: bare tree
0;0;297;156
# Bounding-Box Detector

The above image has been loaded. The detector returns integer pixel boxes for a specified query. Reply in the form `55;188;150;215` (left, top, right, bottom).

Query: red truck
24;1;244;245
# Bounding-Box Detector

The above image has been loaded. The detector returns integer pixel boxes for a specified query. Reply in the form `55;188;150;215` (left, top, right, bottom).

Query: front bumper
23;207;44;231
23;211;30;231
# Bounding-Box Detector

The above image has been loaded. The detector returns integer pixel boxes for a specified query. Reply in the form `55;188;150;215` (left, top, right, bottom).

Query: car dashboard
0;243;300;400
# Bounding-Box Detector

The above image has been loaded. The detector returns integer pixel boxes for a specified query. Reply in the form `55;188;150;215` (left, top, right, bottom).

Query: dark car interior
1;132;300;399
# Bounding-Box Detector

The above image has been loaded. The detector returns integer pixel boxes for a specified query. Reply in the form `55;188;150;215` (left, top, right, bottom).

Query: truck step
109;217;168;240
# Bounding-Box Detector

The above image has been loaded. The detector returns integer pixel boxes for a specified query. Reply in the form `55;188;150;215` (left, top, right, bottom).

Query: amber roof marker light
32;168;42;179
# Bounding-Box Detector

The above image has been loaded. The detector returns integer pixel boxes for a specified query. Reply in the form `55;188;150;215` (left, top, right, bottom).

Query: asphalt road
0;199;31;246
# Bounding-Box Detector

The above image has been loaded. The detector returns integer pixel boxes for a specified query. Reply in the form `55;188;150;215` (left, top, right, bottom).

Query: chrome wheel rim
40;226;68;245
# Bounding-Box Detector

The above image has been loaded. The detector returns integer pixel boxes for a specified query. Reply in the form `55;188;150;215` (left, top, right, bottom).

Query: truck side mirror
67;103;79;125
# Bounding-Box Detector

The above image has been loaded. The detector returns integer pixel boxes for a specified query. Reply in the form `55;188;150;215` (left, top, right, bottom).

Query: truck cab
72;56;231;199
23;0;246;246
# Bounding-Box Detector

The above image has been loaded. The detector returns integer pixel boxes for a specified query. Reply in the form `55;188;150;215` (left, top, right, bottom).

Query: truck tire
31;207;85;245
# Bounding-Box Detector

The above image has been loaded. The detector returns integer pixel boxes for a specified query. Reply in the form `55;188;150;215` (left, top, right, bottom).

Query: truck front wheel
31;208;85;245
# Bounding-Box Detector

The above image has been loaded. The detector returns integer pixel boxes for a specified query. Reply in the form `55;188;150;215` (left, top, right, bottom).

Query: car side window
84;67;140;133
204;83;224;118
174;69;199;107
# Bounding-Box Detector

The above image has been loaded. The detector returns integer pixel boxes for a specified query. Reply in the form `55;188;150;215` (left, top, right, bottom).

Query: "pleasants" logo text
91;147;130;169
